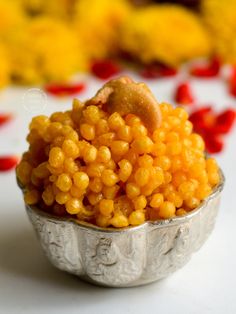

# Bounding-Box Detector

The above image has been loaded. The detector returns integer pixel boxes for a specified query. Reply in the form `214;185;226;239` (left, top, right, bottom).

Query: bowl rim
22;169;225;234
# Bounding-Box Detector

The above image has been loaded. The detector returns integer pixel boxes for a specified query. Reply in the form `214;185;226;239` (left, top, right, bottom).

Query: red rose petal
190;57;221;78
214;109;236;134
190;107;217;137
189;106;235;154
229;67;236;97
45;83;86;96
0;156;19;172
174;82;194;105
0;113;13;127
189;106;213;123
159;67;177;77
91;60;121;80
140;64;177;79
140;66;160;79
204;134;224;154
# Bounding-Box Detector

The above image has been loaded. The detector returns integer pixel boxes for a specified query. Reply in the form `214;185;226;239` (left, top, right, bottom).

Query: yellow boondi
120;5;211;66
17;99;220;228
202;0;236;63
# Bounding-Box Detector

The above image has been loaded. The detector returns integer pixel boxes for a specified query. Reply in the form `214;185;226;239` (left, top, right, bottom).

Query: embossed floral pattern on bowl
24;171;224;287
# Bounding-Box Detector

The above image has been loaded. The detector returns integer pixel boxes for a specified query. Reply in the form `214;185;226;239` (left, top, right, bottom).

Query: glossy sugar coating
17;101;220;228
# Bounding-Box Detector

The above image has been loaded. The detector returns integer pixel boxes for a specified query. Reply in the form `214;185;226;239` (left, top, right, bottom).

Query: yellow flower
17;0;75;19
9;17;87;84
202;0;236;63
0;43;10;88
0;1;27;87
73;0;131;60
0;0;26;40
120;5;211;66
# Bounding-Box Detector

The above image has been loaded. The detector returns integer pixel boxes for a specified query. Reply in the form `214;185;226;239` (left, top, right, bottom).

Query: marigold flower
120;5;211;66
73;0;131;60
0;44;10;87
0;0;26;39
202;0;236;63
18;0;75;18
9;17;87;84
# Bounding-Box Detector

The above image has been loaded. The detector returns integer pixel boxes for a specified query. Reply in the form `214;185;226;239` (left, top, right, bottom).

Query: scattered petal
190;57;221;78
214;109;236;134
159;66;178;77
189;106;214;132
189;106;235;154
45;83;86;96
189;106;212;122
0;113;13;127
229;67;236;97
204;134;224;154
91;60;121;80
174;82;194;105
140;64;177;79
0;156;19;172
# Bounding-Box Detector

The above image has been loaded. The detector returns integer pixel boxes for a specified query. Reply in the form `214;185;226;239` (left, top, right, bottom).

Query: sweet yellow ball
159;201;176;219
99;199;114;216
49;147;65;168
73;172;89;190
66;198;83;215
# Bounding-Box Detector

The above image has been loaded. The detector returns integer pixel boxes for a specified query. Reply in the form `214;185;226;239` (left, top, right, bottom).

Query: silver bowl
24;170;224;287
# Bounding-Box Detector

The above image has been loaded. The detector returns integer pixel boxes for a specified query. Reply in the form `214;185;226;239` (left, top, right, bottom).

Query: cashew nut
86;76;162;131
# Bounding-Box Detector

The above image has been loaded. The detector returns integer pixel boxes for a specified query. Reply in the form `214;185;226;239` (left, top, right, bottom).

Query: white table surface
0;71;235;314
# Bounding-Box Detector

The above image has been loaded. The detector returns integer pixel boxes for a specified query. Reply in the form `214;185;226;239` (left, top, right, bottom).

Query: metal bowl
23;170;224;287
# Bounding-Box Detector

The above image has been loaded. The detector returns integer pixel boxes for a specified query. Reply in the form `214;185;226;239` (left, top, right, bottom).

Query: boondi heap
16;77;220;228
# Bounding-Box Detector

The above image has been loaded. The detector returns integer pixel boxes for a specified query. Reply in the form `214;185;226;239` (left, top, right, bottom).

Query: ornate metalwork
25;171;224;287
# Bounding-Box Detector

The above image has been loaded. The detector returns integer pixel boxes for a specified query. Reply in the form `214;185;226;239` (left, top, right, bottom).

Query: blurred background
0;0;235;86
